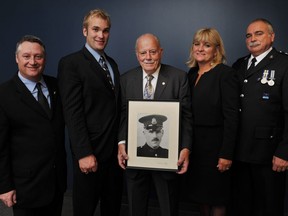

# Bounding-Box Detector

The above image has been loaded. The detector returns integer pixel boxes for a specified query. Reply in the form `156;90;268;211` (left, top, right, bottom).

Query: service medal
268;79;275;86
261;78;267;84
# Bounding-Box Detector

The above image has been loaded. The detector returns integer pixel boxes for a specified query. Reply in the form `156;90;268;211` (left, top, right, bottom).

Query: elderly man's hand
0;190;16;207
272;156;288;172
118;144;128;169
177;148;190;174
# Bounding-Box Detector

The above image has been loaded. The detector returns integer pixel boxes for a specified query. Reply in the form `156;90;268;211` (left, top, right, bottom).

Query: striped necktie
99;56;114;90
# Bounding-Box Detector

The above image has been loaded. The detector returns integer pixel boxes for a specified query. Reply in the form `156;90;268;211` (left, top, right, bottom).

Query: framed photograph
126;100;180;171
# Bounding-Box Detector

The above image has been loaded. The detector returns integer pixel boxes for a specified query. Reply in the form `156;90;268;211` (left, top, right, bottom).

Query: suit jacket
119;64;193;156
188;63;239;160
0;74;67;208
57;47;121;162
232;48;288;164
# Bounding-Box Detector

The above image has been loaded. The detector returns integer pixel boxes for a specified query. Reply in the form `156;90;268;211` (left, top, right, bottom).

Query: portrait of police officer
137;114;168;158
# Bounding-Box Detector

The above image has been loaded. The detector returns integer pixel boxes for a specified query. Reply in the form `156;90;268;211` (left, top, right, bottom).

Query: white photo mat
127;100;180;171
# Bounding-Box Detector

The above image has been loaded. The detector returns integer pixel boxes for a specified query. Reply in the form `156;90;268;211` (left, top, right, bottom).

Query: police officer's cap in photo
139;114;167;131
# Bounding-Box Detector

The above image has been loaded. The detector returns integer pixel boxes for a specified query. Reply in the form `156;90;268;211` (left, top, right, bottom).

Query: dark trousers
72;157;123;216
126;170;179;216
13;191;64;216
229;161;286;216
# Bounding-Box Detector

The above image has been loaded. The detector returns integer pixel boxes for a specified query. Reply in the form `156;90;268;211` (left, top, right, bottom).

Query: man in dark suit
137;114;168;158
0;35;67;216
231;18;288;216
117;33;193;216
57;9;122;216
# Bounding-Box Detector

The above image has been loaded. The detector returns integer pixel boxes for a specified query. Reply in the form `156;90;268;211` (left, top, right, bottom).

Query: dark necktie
99;56;114;90
36;82;51;117
143;75;154;99
248;57;257;71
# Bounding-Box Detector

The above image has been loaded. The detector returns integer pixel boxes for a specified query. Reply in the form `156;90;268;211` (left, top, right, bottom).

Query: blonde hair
83;9;111;29
186;28;226;68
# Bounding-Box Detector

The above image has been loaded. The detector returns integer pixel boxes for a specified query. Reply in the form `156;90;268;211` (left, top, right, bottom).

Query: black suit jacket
119;64;193;153
233;48;288;164
188;63;239;160
57;47;121;162
0;74;67;208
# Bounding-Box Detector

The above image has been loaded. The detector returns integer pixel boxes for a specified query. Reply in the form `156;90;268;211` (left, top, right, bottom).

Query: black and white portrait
137;114;169;158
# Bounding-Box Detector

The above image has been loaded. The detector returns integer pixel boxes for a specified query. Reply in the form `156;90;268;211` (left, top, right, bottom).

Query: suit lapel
82;48;116;94
13;75;50;119
154;66;168;99
44;76;57;119
133;67;144;98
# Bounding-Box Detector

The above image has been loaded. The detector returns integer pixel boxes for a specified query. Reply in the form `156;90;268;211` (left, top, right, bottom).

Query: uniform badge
262;93;270;100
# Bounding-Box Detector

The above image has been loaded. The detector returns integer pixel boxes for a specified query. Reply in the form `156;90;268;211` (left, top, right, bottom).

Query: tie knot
36;82;42;91
146;75;154;82
251;58;257;64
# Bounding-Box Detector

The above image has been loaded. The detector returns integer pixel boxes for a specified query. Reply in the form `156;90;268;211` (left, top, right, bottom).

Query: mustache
248;41;260;47
152;138;160;142
143;60;155;64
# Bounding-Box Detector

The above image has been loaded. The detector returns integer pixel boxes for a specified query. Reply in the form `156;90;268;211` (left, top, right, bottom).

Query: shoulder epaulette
279;50;288;56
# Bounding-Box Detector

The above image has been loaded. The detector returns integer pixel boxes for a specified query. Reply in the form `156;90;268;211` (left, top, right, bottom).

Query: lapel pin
162;82;165;85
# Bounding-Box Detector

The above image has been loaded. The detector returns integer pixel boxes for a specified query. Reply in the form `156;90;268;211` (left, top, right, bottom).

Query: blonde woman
186;28;239;216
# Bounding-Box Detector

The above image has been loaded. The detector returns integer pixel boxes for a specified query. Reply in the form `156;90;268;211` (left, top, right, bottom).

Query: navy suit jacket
0;74;67;208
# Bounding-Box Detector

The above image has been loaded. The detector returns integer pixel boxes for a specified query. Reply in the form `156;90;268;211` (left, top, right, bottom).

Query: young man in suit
231;18;288;216
117;33;193;216
0;35;67;216
57;9;123;216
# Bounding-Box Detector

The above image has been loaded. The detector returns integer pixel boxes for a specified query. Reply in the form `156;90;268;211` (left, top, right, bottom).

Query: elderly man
117;33;193;216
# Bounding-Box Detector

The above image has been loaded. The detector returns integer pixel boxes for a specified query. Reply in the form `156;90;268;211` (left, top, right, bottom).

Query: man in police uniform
137;114;168;158
230;18;288;216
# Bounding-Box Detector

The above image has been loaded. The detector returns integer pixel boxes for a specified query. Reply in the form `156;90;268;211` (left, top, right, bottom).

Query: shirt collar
142;65;161;80
18;72;46;93
85;43;103;62
249;47;273;65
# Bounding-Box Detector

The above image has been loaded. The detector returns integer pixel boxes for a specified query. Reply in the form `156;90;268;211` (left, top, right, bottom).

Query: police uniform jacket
137;143;168;158
232;48;288;164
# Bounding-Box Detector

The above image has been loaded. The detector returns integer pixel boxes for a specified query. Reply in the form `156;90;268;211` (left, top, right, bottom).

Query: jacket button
244;79;248;83
240;94;244;98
